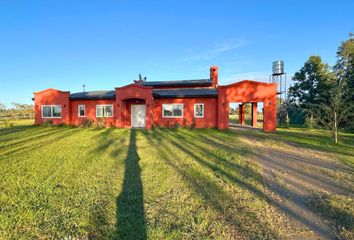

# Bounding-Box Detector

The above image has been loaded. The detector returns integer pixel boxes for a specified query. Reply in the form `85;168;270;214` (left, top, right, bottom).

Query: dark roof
70;90;116;100
153;88;218;98
140;79;212;87
68;88;218;100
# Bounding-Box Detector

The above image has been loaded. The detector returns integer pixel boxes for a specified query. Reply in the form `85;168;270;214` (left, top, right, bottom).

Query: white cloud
222;71;270;84
182;39;250;61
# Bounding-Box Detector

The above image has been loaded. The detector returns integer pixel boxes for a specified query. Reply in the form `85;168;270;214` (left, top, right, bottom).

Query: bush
79;118;93;128
305;114;315;130
43;120;53;127
173;121;181;128
94;118;106;128
190;118;196;129
1;119;14;127
286;104;306;125
0;119;13;127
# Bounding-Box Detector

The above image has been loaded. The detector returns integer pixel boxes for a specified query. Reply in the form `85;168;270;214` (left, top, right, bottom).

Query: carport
217;80;277;132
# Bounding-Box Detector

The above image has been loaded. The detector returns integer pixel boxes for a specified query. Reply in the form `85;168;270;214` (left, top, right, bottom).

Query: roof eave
69;97;116;100
153;94;218;99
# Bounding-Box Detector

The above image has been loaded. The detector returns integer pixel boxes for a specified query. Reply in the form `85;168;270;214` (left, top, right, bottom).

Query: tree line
287;33;354;143
0;102;34;123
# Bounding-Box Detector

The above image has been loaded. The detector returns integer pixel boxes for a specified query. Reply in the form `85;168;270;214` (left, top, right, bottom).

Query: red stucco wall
33;89;70;125
70;99;115;127
153;98;218;128
33;67;277;132
115;84;154;129
217;80;277;132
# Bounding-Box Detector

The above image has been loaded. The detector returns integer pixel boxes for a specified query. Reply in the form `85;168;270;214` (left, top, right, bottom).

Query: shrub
305;114;315;130
1;119;14;127
43;120;53;127
173;121;181;128
190;118;196;129
79;118;93;128
94;118;106;128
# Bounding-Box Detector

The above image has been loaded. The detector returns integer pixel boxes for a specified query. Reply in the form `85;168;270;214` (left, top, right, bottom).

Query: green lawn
0;122;353;239
229;114;263;128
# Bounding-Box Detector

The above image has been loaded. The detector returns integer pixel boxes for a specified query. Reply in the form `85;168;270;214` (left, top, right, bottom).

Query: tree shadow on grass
267;128;354;158
143;128;341;239
141;129;281;239
0;127;80;158
0;124;35;136
116;129;147;240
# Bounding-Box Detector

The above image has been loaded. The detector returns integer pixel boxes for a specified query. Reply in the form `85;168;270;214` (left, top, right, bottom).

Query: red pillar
239;104;245;125
251;103;258;127
263;98;277;132
217;88;229;130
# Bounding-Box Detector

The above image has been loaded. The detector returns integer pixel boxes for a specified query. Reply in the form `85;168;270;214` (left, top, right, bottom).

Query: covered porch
217;80;277;132
115;84;154;129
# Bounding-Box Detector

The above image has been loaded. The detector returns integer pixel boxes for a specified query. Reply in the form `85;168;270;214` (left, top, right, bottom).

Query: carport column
251;103;258;127
217;87;229;130
239;104;245;125
263;98;277;132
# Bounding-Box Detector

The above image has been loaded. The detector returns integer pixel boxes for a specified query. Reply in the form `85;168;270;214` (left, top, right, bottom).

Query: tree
288;56;334;127
10;102;34;120
334;33;354;130
317;75;349;143
0;103;6;119
0;103;5;114
316;34;354;143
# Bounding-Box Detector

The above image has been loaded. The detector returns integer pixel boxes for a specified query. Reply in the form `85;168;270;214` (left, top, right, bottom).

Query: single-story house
33;66;277;131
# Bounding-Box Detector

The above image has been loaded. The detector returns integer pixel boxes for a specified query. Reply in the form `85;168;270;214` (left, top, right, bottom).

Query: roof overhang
152;88;218;98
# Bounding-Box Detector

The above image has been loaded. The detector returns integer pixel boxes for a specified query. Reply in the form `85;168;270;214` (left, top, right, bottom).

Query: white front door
131;104;146;128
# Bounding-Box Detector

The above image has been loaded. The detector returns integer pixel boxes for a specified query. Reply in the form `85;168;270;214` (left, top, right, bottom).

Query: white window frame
162;104;184;118
41;105;62;118
194;103;204;118
96;104;113;118
78;105;85;117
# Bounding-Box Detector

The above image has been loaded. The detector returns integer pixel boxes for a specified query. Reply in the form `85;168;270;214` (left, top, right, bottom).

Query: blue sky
0;0;353;106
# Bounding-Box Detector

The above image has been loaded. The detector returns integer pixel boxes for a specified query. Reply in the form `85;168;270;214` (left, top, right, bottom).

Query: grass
229;114;263;128
309;192;354;239
274;127;354;167
0;121;353;239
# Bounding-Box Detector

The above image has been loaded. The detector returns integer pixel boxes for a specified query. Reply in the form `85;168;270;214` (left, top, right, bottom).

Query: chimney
210;66;218;87
134;79;144;84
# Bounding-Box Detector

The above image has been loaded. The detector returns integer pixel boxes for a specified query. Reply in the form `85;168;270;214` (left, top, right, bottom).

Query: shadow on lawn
142;128;346;239
141;129;281;239
272;129;354;158
116;129;147;240
0;124;35;136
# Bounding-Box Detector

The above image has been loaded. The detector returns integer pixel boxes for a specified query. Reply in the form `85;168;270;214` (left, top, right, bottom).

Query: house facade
33;66;277;131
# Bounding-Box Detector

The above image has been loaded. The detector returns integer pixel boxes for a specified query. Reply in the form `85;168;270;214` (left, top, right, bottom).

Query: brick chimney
134;79;144;84
210;66;218;87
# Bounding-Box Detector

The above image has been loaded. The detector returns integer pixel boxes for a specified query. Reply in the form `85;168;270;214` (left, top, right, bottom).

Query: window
96;105;113;117
162;104;183;118
194;103;204;118
42;105;62;118
78;105;85;117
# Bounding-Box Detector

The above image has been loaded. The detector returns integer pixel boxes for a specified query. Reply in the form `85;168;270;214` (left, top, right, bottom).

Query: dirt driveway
234;127;354;239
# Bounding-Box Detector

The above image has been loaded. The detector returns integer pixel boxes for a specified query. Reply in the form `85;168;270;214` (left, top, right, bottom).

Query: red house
33;66;277;131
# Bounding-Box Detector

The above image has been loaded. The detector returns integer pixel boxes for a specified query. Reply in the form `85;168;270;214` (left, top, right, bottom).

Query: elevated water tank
272;60;284;75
